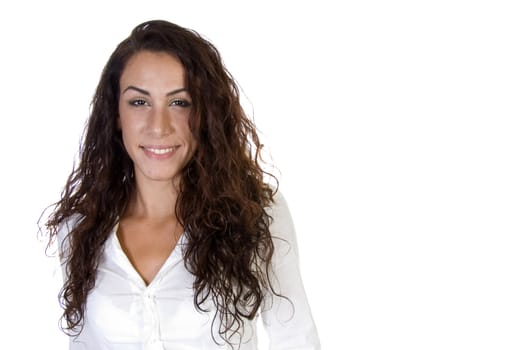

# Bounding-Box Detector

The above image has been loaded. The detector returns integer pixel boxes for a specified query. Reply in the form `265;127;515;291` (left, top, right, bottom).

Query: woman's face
118;50;196;186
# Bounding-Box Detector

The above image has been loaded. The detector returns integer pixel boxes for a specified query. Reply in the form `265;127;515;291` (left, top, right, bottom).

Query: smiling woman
44;20;320;350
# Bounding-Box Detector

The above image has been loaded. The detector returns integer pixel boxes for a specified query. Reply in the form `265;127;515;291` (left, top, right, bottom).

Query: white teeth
145;147;174;155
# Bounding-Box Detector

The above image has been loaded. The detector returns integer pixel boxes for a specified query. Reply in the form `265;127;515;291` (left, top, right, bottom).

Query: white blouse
57;192;320;350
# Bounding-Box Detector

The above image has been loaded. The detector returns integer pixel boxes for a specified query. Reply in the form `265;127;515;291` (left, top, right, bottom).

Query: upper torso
58;192;321;350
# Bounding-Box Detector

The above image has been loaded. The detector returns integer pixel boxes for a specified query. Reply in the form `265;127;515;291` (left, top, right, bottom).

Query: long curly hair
45;19;279;346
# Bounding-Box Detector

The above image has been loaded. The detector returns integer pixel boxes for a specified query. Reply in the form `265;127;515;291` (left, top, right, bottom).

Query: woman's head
90;19;245;189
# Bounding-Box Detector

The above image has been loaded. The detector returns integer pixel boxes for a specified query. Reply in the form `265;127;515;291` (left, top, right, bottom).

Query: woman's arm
261;191;321;349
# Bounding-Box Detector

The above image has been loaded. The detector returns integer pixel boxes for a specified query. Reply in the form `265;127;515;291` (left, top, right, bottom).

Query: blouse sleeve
261;191;321;349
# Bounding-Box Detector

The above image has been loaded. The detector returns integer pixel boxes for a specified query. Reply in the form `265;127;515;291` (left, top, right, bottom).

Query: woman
46;20;320;350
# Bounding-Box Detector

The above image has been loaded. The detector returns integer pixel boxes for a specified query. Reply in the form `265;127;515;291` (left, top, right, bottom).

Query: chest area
79;230;258;349
116;217;183;285
85;241;215;347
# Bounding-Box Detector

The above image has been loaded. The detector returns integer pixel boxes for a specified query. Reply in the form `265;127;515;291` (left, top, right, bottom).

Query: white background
1;1;525;349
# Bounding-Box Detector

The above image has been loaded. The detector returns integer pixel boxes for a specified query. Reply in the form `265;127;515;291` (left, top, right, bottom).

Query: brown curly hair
45;19;279;346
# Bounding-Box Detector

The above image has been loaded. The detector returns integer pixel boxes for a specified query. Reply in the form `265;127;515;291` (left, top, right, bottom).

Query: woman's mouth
140;145;177;158
144;147;175;154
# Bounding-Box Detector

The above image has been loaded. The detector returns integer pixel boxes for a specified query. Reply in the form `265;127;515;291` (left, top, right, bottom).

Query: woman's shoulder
267;189;301;257
56;213;83;255
268;189;293;226
57;213;83;237
267;186;290;213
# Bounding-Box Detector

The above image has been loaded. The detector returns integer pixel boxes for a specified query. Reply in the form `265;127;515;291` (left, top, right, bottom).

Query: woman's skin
116;51;197;285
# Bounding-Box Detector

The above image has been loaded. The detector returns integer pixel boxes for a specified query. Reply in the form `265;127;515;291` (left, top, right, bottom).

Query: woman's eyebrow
166;88;187;96
122;85;187;96
122;85;149;95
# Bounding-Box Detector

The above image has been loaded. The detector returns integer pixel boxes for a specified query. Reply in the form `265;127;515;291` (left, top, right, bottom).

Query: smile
140;145;178;159
144;147;175;155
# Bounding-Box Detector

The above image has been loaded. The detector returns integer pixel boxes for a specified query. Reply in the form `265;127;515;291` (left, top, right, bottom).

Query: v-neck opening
111;222;184;288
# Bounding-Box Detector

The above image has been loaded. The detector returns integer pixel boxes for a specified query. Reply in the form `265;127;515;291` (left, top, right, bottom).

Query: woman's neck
126;177;179;220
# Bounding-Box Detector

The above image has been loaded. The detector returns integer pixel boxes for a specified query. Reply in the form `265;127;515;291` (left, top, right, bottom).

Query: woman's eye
129;99;148;107
170;99;191;107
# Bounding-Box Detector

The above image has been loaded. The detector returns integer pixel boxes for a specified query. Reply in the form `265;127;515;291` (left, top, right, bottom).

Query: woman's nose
149;107;173;136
